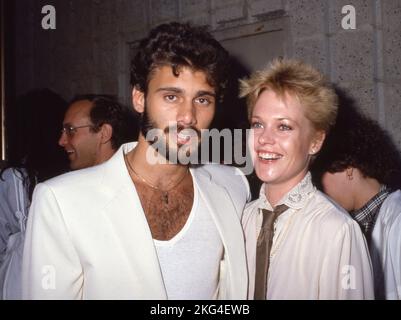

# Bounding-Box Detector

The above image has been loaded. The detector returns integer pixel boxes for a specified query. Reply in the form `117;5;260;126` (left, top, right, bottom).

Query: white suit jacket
22;142;250;299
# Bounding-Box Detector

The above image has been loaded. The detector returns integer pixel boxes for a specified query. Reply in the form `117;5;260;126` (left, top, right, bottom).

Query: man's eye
195;97;211;105
164;95;177;102
68;127;77;134
251;122;263;129
279;124;292;131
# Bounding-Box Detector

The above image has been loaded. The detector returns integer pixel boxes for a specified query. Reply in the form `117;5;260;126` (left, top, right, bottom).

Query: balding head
58;99;114;170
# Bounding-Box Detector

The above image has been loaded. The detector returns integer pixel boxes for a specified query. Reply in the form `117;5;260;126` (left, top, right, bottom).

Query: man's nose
58;131;68;147
177;101;196;126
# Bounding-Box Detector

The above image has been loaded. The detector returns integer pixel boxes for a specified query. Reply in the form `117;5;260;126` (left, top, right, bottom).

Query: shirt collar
257;172;316;211
351;185;391;237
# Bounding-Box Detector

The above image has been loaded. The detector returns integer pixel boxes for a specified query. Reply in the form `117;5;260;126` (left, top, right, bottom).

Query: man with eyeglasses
58;95;137;170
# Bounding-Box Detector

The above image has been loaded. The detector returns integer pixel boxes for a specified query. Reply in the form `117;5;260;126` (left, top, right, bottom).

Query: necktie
254;204;289;300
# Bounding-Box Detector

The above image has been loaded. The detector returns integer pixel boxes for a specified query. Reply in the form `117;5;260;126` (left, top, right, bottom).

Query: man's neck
127;135;189;189
352;176;382;211
95;144;115;165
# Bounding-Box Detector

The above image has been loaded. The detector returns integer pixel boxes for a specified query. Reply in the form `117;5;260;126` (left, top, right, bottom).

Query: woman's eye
279;124;292;131
251;122;263;129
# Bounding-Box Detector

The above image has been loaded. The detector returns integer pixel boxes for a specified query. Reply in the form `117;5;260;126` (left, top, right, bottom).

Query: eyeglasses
61;124;94;137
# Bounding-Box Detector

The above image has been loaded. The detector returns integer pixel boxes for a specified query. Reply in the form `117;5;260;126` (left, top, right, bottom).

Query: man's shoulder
196;164;249;192
382;190;401;211
44;164;105;189
378;190;401;225
376;190;401;257
32;162;120;213
195;163;248;186
196;163;246;182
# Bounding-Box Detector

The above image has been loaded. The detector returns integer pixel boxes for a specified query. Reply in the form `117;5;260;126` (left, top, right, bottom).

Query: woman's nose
258;127;275;145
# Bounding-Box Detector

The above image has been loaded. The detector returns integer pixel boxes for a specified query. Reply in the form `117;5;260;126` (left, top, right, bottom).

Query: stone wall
13;0;401;146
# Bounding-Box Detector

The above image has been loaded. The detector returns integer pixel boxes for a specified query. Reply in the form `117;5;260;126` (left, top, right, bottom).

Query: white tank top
154;172;223;299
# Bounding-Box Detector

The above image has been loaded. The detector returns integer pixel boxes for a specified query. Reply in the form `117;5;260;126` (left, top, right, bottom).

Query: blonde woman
241;59;374;299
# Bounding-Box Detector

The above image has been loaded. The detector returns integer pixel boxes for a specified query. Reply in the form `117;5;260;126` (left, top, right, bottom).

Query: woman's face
249;89;325;193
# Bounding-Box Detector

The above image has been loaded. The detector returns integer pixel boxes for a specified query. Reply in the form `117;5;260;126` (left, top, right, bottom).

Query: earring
347;170;353;180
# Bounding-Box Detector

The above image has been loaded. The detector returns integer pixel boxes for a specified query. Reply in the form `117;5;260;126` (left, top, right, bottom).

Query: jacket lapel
101;143;167;299
192;167;247;299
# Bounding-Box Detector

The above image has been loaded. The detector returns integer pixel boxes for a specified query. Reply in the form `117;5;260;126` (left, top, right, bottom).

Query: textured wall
14;0;401;146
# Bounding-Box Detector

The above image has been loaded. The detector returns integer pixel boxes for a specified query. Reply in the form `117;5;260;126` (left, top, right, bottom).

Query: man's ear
346;167;354;181
132;87;145;113
100;123;113;144
309;130;326;155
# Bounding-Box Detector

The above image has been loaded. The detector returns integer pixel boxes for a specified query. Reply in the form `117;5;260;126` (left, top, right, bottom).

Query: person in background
0;88;68;299
59;94;138;170
312;109;401;300
240;59;374;299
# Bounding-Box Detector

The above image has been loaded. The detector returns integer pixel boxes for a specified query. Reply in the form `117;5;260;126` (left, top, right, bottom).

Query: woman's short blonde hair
239;58;338;133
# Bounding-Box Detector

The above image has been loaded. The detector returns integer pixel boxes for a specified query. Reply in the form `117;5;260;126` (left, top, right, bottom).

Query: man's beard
140;107;202;165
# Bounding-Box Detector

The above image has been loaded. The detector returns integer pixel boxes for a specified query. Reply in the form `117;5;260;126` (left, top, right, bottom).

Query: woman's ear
132;87;145;114
309;130;326;155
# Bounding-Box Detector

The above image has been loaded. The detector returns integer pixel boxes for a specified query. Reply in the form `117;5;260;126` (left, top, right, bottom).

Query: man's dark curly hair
130;22;229;102
312;106;401;190
70;95;138;150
